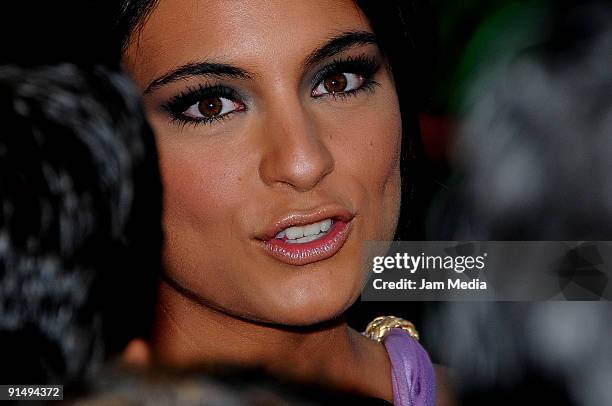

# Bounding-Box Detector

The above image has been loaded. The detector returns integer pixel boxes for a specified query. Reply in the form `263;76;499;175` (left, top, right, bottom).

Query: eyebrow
143;30;377;95
303;30;378;70
144;62;252;94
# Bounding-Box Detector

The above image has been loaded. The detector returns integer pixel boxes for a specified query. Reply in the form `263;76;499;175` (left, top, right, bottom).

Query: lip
257;206;355;266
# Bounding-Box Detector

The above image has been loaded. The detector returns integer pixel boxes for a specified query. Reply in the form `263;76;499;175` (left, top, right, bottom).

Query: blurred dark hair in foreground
0;63;163;385
426;2;612;406
67;364;394;406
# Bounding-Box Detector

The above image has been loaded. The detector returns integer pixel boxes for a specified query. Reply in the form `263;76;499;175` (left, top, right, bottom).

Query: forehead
125;0;372;81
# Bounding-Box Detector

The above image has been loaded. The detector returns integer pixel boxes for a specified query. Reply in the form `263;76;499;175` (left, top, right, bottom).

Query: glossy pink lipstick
259;209;354;266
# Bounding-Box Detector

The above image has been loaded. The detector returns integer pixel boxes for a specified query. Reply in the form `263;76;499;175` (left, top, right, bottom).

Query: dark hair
78;363;396;405
115;0;434;240
0;63;163;384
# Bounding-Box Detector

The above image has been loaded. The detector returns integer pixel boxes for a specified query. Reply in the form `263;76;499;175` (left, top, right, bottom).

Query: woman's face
124;0;402;325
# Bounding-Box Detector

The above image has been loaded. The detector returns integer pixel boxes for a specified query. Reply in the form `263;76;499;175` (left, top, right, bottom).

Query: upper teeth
275;218;332;240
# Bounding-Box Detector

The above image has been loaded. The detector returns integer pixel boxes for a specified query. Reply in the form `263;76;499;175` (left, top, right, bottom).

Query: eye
181;96;244;120
312;72;365;97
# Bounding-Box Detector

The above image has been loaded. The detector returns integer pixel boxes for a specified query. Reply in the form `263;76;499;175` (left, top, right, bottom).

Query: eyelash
162;54;382;127
163;85;243;127
310;54;381;100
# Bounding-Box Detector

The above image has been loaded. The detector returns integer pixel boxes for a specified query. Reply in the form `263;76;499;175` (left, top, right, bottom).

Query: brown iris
323;73;348;94
198;97;223;118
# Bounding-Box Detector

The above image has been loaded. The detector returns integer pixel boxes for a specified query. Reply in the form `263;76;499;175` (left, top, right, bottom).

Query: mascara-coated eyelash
310;54;382;99
162;84;245;126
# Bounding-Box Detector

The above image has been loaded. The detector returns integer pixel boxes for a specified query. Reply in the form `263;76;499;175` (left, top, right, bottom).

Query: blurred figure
453;2;612;241
0;63;163;385
427;2;612;406
70;365;397;405
0;0;162;389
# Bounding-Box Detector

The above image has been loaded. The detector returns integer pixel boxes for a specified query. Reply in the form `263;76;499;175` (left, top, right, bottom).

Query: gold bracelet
363;315;420;342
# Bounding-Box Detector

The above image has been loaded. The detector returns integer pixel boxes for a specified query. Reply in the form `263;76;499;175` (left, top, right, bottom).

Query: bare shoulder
434;364;457;406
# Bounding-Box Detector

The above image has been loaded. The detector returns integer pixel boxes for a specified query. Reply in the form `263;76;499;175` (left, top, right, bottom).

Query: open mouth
262;217;353;266
274;218;333;244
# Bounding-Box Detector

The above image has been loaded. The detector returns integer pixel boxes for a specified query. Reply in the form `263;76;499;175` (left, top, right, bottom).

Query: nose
258;100;334;192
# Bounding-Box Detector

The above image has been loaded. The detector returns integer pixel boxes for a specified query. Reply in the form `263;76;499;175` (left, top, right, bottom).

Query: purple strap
382;328;436;406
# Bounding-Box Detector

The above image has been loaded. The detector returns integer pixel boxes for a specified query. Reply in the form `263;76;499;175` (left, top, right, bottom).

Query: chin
255;282;362;327
256;257;367;326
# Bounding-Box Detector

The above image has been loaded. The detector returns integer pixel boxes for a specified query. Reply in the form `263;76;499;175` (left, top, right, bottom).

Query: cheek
358;105;402;190
151;113;254;227
152;129;249;275
374;107;402;232
152;132;270;317
158;141;228;229
326;92;402;240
